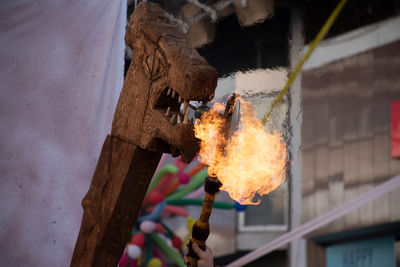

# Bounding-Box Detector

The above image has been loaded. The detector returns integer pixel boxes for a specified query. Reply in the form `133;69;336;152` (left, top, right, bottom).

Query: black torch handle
186;177;221;267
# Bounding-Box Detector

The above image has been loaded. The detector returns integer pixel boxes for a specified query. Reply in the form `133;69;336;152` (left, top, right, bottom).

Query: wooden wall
301;40;400;236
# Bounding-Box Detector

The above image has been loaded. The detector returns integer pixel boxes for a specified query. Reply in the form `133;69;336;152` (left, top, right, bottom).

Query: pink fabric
0;0;126;265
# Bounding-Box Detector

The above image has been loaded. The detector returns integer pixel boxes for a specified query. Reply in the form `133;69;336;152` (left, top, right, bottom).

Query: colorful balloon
144;234;153;266
147;258;162;267
163;162;206;197
138;201;166;222
149;191;164;204
173;157;188;171
153;246;167;267
166;169;208;200
147;205;188;218
182;216;196;248
127;244;141;259
147;165;178;193
125;158;245;267
131;233;146;247
140;220;157;233
119;253;129;266
166;199;234;209
171;236;182;249
154;173;176;193
155;223;166;234
150;233;185;267
177;172;190;184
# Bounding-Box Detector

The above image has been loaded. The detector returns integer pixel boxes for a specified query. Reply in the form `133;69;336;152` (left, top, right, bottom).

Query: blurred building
128;1;400;266
301;13;400;267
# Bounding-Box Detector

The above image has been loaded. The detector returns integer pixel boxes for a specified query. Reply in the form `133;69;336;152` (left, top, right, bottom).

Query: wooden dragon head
112;3;217;163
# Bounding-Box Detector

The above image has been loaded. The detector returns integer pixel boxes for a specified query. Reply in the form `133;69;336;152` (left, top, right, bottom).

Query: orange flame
194;97;287;205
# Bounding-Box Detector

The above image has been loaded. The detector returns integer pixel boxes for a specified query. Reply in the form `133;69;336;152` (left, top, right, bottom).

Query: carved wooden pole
71;3;217;266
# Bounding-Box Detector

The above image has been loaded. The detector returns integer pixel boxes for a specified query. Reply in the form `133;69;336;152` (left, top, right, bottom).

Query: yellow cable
261;0;348;125
182;216;196;249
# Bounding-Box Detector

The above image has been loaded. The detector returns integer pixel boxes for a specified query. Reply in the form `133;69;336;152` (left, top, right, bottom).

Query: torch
186;93;241;267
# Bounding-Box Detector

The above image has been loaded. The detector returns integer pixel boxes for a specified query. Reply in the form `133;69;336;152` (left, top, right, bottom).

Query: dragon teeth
165;107;170;116
177;114;182;124
167;88;172;96
183;107;189;124
171;90;176;98
170;114;177;124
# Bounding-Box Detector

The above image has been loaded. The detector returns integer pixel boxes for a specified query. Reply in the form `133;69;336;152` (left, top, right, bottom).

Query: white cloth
0;0;126;265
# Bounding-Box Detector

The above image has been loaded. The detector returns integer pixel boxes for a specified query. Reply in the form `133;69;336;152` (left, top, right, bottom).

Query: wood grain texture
72;3;217;266
112;2;217;163
71;136;162;266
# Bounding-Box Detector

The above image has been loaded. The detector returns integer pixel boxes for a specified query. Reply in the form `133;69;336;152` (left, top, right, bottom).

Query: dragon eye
143;49;167;80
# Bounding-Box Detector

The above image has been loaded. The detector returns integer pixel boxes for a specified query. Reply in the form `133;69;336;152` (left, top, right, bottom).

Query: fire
194;97;287;205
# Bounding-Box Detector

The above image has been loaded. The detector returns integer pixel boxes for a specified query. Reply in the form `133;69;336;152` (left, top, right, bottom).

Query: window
214;69;289;233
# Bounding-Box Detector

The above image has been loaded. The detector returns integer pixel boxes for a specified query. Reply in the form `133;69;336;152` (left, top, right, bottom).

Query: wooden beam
71;136;162;266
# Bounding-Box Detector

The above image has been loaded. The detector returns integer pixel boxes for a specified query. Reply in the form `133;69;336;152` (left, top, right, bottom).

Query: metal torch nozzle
194;103;211;119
